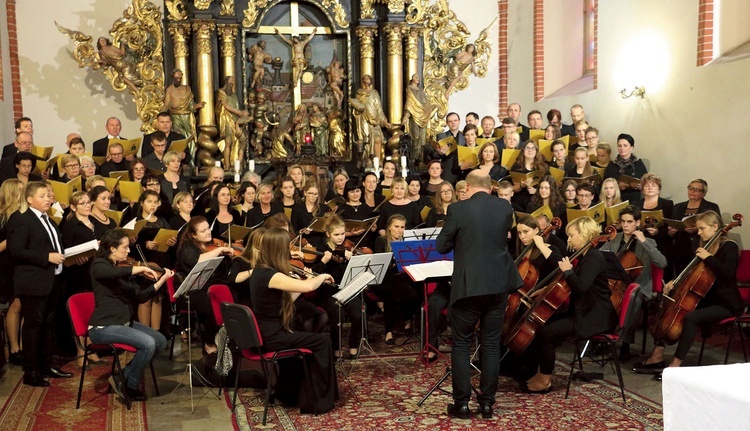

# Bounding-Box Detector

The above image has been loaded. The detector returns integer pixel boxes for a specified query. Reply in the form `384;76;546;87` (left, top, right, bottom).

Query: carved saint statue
446;44;478;95
215;75;249;167
247;40;272;91
326;57;346;108
274;27;317;87
327;109;347;158
97;37;142;92
309;105;329;156
401;74;434;164
163;68;205;149
292;103;310;152
351;74;390;163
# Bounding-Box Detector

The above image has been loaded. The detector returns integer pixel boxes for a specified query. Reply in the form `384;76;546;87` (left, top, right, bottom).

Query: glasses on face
687;186;705;193
440;190;453;195
457;190;467;195
524;146;536;151
81;164;94;169
65;163;80;169
307;191;319;196
577;193;593;199
585;136;598;142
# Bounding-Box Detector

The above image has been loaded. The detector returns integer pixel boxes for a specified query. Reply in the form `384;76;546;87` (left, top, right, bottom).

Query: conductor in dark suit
436;170;522;419
8;181;73;386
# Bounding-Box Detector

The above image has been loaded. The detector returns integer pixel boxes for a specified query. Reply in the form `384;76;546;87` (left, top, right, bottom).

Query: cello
607;235;644;311
505;225;617;355
651;213;743;345
502;217;561;340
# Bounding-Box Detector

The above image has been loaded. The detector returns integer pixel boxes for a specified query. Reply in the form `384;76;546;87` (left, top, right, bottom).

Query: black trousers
19;275;63;374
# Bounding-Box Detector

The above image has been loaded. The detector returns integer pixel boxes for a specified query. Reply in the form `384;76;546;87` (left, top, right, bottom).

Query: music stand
171;257;224;412
402;227;442;241
336;253;391;360
390;240;453;365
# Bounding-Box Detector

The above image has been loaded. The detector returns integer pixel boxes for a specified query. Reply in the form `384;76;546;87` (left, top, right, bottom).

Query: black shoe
8;351;23;366
23;371;50;387
125;386;148;402
108;374;125;399
42;366;74;378
477;404;493;419
633;361;666;374
652;372;663;381
446;403;470;419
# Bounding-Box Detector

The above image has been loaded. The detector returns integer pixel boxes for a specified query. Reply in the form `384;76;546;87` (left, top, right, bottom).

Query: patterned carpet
229;353;664;431
0;364;147;431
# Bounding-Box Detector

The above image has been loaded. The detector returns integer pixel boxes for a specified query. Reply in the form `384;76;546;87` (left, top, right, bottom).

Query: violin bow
351;215;379;250
135;244;149;264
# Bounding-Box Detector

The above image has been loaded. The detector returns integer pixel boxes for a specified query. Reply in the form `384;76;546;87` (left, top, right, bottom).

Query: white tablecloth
663;363;750;431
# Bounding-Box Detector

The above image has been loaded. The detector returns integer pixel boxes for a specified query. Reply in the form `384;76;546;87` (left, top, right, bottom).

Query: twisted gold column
217;24;238;82
385;24;403;124
356;27;377;81
168;24;192;87
193;21;219;167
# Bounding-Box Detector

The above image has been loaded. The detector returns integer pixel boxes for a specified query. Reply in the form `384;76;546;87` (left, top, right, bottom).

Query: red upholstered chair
697;250;750;365
67;292;159;410
208;284;233;327
566;283;641;403
221;303;318;425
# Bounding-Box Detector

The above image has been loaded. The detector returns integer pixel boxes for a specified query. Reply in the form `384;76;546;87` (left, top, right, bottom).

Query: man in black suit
99;143;129;177
141;111;187;162
426;112;464;184
0;132;34;183
7;181;73;386
92;117;124;158
1;117;33;159
436;171;522;419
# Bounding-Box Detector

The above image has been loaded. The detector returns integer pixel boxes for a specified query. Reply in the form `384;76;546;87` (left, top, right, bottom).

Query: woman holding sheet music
175;216;235;356
338;180;376;249
291;182;331;249
669;179;721;276
377;178;421;236
603;133;647;203
310;215;363;359
325;169;349;202
510;140;549;212
636;173;674;276
247;227;338;414
169;191;193;230
527;175;566;222
425;181;456;228
475;141;508;181
372;214;419;345
204;184;240;240
89;186;117;239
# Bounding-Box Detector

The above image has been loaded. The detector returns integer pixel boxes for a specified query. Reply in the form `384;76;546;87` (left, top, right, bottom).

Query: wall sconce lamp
620;86;646;99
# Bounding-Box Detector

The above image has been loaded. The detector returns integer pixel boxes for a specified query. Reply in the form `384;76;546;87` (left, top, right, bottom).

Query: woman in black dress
235;181;257;227
169;191;194;230
248;227;338;414
89;186;117;240
0;179;25;365
324;169;349;203
476;141;508;181
425;181;455;228
204;183;240;240
247;183;283;227
603;133;647;203
377;178;421;236
510;140;549;211
291;182;330;249
362;171;385;210
523;217;617;393
338;179;377;249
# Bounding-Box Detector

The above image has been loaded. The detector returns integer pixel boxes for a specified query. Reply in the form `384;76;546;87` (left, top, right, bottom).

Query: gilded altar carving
168;24;191;58
195;0;212;10
218;25;238;58
242;0;269;28
194;21;216;54
321;0;349;28
56;0;165;133
403;27;420;60
165;0;187;21
355;27;377;59
387;0;405;14
385;25;402;56
243;0;348;29
361;0;375;19
405;0;494;137
220;0;235;16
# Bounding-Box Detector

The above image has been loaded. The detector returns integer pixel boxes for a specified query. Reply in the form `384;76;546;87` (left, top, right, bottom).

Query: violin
289;259;339;288
504;225;617;355
290;238;344;264
118;257;165;280
207;238;243;257
502;217;561;340
652;213;743;345
339;239;373;256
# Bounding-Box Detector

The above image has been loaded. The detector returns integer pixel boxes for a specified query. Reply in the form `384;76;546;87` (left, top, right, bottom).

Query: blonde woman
377;178;421;236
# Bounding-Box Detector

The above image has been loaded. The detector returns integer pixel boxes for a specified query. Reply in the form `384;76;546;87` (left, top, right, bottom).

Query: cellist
523;217;618;393
634;211;742;380
515;215;563;289
599;205;666;361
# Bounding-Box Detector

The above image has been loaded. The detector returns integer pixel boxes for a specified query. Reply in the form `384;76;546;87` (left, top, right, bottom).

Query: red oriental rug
0;365;147;431
229;354;664;431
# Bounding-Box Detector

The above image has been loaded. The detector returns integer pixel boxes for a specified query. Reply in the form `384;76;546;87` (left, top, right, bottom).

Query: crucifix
257;2;331;110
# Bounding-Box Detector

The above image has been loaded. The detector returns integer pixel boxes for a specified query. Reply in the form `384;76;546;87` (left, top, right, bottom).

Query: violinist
523;217;617;393
425;181;455;228
291;182;331;249
175;216;234;355
89;186;117;240
235;181;257;227
88;229;174;403
310;215;362;359
372;214;419;345
247;227;337;414
205;183;241;240
599;206;666;361
131;190;175;332
635;211;742;379
228;226;265;307
338;179;376;249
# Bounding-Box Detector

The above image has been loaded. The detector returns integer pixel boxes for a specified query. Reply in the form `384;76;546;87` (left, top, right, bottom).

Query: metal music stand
390;239;453;365
417;343;482;407
171;257;224;412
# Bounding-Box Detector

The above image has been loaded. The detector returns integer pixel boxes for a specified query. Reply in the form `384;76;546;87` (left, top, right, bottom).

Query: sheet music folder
333;252;392;305
173;257;224;299
390;239;454;273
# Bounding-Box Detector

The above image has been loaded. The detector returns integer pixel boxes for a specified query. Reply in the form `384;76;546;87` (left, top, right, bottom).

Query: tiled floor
0;329;746;430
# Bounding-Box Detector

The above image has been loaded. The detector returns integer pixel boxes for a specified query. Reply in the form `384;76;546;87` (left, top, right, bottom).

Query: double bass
505;225;617;355
651;213;743;345
502;217;561;340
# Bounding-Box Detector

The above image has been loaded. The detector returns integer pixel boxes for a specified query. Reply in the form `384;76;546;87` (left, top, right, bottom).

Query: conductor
436;170;522;419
